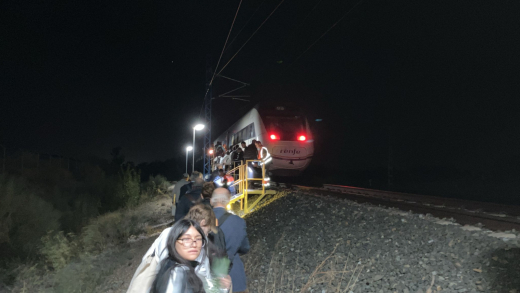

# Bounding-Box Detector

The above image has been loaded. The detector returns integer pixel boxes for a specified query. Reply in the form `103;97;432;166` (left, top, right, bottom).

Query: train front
260;106;314;176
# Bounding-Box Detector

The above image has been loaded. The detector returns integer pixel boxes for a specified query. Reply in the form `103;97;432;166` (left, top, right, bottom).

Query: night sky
2;0;520;197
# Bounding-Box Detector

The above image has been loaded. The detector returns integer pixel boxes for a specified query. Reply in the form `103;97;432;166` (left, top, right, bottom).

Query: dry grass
244;236;364;293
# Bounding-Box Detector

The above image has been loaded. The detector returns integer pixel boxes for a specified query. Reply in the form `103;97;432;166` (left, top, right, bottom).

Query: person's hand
219;275;231;290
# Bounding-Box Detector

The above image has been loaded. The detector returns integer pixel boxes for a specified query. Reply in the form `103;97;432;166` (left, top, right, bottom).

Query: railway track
273;183;520;232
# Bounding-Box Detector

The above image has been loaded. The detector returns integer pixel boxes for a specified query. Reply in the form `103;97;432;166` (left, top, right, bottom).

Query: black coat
175;188;202;221
243;144;258;160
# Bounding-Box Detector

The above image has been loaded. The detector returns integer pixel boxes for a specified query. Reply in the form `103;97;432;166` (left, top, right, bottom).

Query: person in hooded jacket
175;177;203;222
151;219;231;293
171;173;190;216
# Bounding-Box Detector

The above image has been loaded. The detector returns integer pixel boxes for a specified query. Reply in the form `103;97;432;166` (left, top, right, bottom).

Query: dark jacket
153;260;194;293
179;182;192;201
175;188;202;221
232;150;243;163
243;144;258;161
213;207;250;292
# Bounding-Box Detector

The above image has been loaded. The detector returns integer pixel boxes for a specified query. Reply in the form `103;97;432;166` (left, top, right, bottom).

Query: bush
0;175;61;259
40;231;79;270
80;209;143;253
113;166;141;208
142;174;171;198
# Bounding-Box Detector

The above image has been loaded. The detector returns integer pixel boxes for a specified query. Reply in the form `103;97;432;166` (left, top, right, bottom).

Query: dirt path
96;195;173;292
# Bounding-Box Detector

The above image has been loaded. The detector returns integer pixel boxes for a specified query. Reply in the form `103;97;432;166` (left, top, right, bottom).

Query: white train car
214;103;314;176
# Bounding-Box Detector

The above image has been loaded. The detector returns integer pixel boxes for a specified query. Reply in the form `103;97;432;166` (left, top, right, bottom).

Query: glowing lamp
270;134;279;140
209;149;214;155
194;124;205;131
186;146;193;151
298;135;306;141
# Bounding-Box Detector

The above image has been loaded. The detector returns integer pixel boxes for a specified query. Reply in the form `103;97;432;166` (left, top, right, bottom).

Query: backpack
126;250;160;293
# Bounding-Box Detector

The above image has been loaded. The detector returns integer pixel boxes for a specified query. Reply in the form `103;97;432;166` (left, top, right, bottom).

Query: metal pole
186;149;189;174
192;128;196;173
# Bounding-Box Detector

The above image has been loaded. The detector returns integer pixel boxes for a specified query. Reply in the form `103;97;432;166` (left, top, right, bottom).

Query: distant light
315;119;322;122
209;149;214;155
270;134;277;140
186;146;193;151
298;135;306;141
194;124;205;131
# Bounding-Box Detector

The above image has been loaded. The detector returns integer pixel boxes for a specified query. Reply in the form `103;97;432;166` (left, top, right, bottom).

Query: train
213;103;314;176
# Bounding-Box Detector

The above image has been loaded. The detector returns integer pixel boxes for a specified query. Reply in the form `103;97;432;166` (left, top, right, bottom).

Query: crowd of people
209;140;271;190
128;171;251;293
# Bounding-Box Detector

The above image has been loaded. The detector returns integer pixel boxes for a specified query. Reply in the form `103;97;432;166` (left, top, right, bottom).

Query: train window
249;123;255;138
264;116;305;140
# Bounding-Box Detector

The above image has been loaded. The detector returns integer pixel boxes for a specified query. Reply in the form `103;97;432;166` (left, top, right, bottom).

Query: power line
208;0;243;92
225;0;267;53
199;0;243;117
285;0;365;70
273;0;324;58
217;0;286;76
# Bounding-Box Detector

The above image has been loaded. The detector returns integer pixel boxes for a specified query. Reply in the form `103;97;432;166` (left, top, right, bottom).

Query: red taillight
298;135;306;141
270;134;279;140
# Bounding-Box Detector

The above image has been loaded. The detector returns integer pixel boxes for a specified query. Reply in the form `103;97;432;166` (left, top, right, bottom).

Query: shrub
40;231;79;270
142;174;171;198
113;166;141;207
80;209;143;253
0;175;61;258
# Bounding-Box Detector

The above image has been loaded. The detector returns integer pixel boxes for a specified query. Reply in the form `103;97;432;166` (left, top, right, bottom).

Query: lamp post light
186;146;193;173
208;149;214;171
192;124;205;173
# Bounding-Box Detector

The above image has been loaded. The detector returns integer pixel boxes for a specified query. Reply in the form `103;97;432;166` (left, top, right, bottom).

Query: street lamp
192;124;205;173
186;146;193;173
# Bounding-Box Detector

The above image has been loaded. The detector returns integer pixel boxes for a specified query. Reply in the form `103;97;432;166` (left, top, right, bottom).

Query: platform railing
224;159;272;215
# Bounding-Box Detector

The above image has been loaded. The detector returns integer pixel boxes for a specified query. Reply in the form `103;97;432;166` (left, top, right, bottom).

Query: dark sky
2;0;520;176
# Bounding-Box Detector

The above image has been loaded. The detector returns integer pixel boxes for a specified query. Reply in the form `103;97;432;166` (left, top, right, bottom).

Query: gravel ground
242;191;520;293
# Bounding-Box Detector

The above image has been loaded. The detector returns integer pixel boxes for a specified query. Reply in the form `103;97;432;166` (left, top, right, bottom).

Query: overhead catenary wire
285;0;365;70
207;0;243;93
199;0;243;118
272;0;324;58
225;0;267;53
217;0;286;76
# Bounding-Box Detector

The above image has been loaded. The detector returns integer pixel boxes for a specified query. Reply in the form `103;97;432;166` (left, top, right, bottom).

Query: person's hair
256;141;262;145
165;219;207;292
191;171;202;179
192;177;204;188
201;182;215;199
241;141;246;145
186;204;217;234
211;189;231;206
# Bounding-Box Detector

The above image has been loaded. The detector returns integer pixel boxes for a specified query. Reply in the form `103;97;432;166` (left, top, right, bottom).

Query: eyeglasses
177;237;205;247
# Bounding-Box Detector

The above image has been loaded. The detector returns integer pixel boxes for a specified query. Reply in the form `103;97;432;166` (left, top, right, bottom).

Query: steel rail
287;184;520;231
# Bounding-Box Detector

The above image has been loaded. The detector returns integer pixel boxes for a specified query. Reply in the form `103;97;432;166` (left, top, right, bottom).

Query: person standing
213;169;235;195
211;188;250;293
175;177;204;222
171;173;190;216
243;140;258;189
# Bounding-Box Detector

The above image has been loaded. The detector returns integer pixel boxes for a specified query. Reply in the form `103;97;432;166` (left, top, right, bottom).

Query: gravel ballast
242;191;520;293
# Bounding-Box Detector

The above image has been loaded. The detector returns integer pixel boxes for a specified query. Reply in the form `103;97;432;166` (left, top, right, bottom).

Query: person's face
175;226;203;261
241;143;246;148
219;171;224;177
199;219;210;236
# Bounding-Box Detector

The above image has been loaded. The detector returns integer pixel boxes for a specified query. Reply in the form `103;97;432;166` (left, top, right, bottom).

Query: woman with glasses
152;219;230;293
